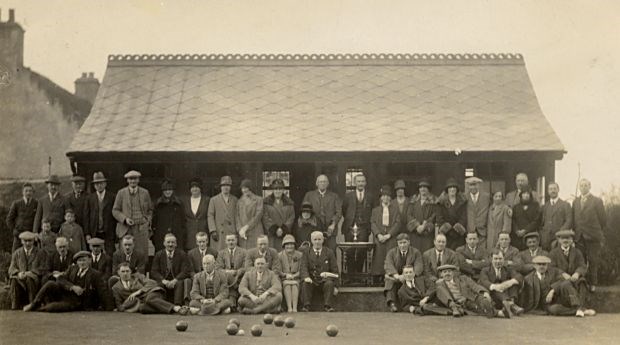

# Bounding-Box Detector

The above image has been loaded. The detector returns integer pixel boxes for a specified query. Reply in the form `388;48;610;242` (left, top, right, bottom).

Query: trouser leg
141;291;175;314
31;281;61;308
301;282;314;307
420;303;452;315
547;304;579;316
9;279;23;309
556;280;582;309
173;281;185;305
253;293;282;313
24;277;39;303
237;296;256;309
583;239;601;285
385;282;401;306
322;280;335;307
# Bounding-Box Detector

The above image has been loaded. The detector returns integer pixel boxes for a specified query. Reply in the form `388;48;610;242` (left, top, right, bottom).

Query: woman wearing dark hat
235;179;264;249
436;178;468;250
511;188;541;251
370;185;401;280
276;234;303;312
405;179;438;252
182;177;211;251
293;202;324;249
152;179;186;251
262;179;295;250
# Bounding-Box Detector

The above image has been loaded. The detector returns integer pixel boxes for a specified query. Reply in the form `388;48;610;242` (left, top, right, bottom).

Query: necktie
401;251;406;259
60;256;65;263
93;255;98;264
126;255;131;262
437;252;442;266
78;269;84;277
551;200;555;206
315;250;320;258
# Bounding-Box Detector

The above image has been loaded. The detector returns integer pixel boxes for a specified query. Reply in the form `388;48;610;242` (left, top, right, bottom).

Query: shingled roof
67;53;564;155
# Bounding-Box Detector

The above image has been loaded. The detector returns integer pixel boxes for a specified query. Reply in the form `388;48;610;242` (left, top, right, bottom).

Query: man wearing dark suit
422;234;461;282
24;251;112;312
189;254;233;315
540;182;572;250
150;234;192;305
112;263;193;315
505;173;541;208
572;178;606;289
397;265;445;315
244;235;281;271
65;175;88;230
6;183;38;252
109;235;147;288
465;177;491;245
215;234;247;310
435;264;495;317
383;234;423;312
44;237;73;282
300;231;339;312
33;175;68;233
479;249;524;318
548;230;589;307
455;232;488;280
187;232;218;274
302;175;342;252
517;232;548;275
183;177;211;251
519;255;595;317
8;232;46;309
342;174;374;274
88;237;112;281
84;172;117;255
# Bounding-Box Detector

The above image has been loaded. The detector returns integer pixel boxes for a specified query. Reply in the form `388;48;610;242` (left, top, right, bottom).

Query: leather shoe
389;302;398;313
511;304;524;316
300;306;310;312
502;301;513;319
23;304;34;312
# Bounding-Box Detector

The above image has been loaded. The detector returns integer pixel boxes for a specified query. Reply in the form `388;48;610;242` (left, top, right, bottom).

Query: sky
2;0;619;198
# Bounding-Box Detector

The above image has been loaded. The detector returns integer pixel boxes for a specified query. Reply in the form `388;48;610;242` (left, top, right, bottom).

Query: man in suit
465;177;490;245
479;249;524;318
244;235;281;271
150;233;192;305
215;234;246;310
112;262;194;315
65;175;87;230
112;170;153;256
84;172;116;255
189;254;233;315
8;231;46;309
88;237;112;281
24;251;111;312
207;176;238;251
300;231;339;312
383;233;423;312
548;230;590;307
497;232;522;270
572;178;606;290
188;232;218;274
422;234;460;282
397;265;445;315
539;182;572;250
505;173;541;207
519;255;595;317
455;232;488;280
435;264;495;317
302;174;342;252
238;257;283;314
184;177;210;251
342;174;374;274
33;175;68;233
517;232;548;275
6;183;38;252
44;237;73;282
109;235;147;289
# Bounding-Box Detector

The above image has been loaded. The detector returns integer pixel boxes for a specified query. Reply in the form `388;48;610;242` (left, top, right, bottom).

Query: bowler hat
444;178;459;191
240;179;253;190
161;178;174;191
555;229;575;238
73;251;91;262
380;184;392;197
124;170;141;179
281;234;296;248
18;231;37;241
70;175;86;183
189;177;203;189
465;176;483;184
91;172;108;183
532;256;552;264
418;179;431;189
219;176;232;186
45;175;61;185
87;237;105;246
271;178;286;189
437;264;459;272
394;180;406;191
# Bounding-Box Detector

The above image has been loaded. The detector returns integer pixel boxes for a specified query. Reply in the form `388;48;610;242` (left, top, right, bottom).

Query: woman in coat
152;179;186;252
370;185;401;279
390;180;410;235
262;179;295;250
405;179;438;253
487;191;512;252
276;234;302;312
436;178;468;250
235;179;264;249
293;202;324;249
511;189;541;251
183;177;210;251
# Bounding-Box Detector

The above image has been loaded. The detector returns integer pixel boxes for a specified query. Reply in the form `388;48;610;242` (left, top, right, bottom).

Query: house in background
66;53;565;207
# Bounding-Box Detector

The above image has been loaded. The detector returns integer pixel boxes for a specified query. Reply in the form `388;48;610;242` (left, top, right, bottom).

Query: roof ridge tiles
107;53;525;67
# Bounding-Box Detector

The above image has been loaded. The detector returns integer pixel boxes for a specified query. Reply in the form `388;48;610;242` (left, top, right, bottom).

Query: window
345;168;364;191
262;170;290;197
465;168;475;177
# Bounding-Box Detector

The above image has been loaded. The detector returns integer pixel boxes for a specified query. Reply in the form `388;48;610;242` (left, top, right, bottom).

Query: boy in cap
58;208;86;254
89;237;112;281
112;170;153;256
8;231;46;309
38;218;58;255
207;176;238;251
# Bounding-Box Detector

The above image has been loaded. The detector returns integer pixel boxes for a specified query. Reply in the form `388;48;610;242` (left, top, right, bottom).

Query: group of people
5;169;606;318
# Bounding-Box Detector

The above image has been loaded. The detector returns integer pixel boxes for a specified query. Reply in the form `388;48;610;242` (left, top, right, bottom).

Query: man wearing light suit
422;234;461;282
238;257;283;314
189;254;233;315
112;170;153;256
540;182;572;250
465;177;490;245
207;176;238;251
302;175;342;252
215;234;247;310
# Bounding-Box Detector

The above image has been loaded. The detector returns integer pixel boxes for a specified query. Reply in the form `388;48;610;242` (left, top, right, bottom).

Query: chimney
75;71;100;105
0;8;25;69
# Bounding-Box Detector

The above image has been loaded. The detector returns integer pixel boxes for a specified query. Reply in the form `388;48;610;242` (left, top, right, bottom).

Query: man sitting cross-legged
112;262;195;315
479;249;525;318
189;254;233;315
238;257;283;314
435;264;495;318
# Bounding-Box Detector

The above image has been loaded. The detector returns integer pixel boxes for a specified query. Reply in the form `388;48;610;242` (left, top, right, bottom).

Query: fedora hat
91;172;108;184
45;175;61;185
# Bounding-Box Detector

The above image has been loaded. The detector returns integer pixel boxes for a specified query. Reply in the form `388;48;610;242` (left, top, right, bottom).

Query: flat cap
70;175;86;183
532;255;552;264
465;176;483;184
555;229;576;238
124;170;141;179
87;237;105;246
523;232;540;240
73;251;91;261
18;231;37;240
437;264;459;272
394;180;406;190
